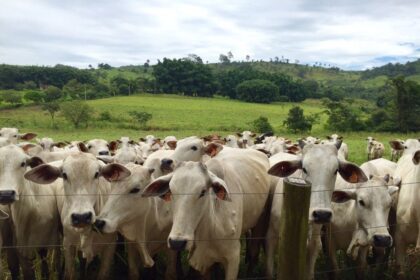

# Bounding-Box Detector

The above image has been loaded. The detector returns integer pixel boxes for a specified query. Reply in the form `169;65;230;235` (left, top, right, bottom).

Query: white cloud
0;0;419;69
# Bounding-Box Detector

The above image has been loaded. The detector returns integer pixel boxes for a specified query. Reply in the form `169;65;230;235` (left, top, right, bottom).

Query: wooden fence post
277;177;311;280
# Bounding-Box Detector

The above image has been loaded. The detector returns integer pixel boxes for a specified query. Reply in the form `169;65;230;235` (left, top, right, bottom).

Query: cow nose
0;190;16;204
93;219;106;233
312;210;332;224
71;212;93;226
243;139;248;144
98;151;109;156
168;238;187;251
161;158;174;170
373;235;392;247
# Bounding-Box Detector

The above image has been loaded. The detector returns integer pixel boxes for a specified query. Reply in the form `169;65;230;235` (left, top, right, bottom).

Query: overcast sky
1;0;420;70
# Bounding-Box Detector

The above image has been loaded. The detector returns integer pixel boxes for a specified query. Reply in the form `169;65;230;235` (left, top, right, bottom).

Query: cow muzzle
71;212;93;228
373;234;392;248
161;158;174;172
0;190;16;204
98;151;110;156
312;209;332;224
168;238;187;251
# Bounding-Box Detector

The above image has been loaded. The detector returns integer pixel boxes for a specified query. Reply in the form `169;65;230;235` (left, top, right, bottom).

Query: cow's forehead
0;145;26;163
171;162;208;189
88;139;108;146
63;153;99;171
178;137;201;146
0;128;18;135
303;144;337;158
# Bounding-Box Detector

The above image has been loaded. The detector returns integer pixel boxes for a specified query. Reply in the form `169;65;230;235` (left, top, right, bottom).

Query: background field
0;93;417;165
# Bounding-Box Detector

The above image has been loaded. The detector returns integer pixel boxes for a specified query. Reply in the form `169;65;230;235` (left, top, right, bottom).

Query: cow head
78;139;118;156
269;143;367;224
0;128;37;144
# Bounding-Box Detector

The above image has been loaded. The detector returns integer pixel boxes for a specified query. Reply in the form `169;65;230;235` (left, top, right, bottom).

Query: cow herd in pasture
0;126;418;279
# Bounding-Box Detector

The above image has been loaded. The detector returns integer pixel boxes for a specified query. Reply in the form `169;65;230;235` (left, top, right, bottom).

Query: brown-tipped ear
298;139;306;149
204;143;223;157
77;142;89;153
250;133;256;138
19;133;37;141
166;141;177;150
268;160;302;177
335;139;342;150
24;164;61;184
108;141;119;152
287;145;300;154
100;163;131;182
21;143;36;153
337;136;343;140
139;137;146;142
332;190;356;203
285;139;292;145
26;157;44;168
53;142;67;148
142;173;172;199
326;136;332;140
209;173;231;201
236;132;243;137
128;140;135;145
413;150;420;165
338;161;368;183
389;140;405;151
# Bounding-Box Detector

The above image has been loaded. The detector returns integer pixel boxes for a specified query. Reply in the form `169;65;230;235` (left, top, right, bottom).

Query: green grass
0;94;417;165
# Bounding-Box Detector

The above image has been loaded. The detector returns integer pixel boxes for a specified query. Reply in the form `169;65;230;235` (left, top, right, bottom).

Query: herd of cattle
0;127;418;280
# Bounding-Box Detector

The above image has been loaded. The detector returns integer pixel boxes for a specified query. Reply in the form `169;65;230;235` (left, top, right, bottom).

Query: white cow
224;135;240;148
78;139;118;156
266;141;367;279
327;134;348;160
0;127;37;144
237;131;256;148
25;152;131;279
369;141;385;160
392;139;420;275
94;163;177;279
163;136;177;150
142;147;270;279
0;145;61;279
389;139;405;162
98;137;144;165
326;158;399;278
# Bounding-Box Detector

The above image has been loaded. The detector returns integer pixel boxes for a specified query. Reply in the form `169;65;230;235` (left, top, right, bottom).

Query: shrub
25;90;45;104
129;111;152;128
42;102;60;128
61;101;94;128
44;86;63;102
322;99;366;132
236;79;279;103
99;111;113;121
283;106;317;133
1;91;23;106
251;116;274;133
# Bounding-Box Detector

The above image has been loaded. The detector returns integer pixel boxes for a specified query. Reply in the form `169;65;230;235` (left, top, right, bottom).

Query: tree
246;55;250;62
24;90;45;104
63;79;83;99
219;54;230;64
236;79;279;103
44;86;62;102
1;91;22;106
23;81;37;89
227;51;234;61
61;101;93;128
283;106;317;133
251;116;273;133
42;102;60;127
129;111;152;128
322;99;365;131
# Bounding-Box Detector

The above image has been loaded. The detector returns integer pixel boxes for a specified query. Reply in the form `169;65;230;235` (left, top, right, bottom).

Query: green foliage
251;116;273;133
1;90;23;106
42;102;60;127
98;111;113;121
24;90;45;104
236;79;279;103
323;99;366;132
283;106;317;133
44;86;63;102
129;111;152;128
23;80;37;89
61;101;94;128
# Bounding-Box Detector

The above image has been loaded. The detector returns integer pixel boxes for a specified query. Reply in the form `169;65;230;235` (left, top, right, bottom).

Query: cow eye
199;189;206;198
62;173;68;180
130;187;140;194
358;200;365;207
94;172;99;179
20;162;25;167
88;145;92;149
191;146;198;151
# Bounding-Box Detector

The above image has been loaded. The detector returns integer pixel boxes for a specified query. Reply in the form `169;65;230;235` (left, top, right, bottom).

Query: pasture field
0;93;417;165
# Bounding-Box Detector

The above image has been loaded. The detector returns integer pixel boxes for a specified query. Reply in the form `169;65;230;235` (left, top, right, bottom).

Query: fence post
277;177;311;280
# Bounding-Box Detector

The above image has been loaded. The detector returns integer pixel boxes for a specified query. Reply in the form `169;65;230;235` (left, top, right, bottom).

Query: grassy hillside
0;94;416;165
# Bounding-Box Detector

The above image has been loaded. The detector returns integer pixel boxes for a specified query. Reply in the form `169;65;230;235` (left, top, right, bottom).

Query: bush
236;79;279;103
1;91;22;106
24;90;45;104
251;116;274;133
283;106;317;133
42;102;60;128
129;111;152;128
61;101;94;128
323;99;366;132
99;111;113;121
44;86;63;102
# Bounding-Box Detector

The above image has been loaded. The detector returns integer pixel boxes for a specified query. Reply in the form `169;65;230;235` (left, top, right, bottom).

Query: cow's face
237;131;256;146
390;139;420;156
333;176;398;248
95;164;153;233
38;137;55;151
269;143;367;224
0;128;36;144
0;145;43;204
80;139;117;156
142;162;230;252
24;152;130;231
224;135;238;148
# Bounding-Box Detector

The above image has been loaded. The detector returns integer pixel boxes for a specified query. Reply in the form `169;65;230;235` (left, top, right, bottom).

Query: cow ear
236;133;243;137
53;142;67;148
108;141;119;152
209;173;231;201
298;139;306;149
338;161;368;183
24;164;61;184
412;150;420;165
389;140;405;151
21;143;36;153
335;140;343;150
26;157;45;168
77;142;89;153
19;133;37;141
287;145;300;154
326;136;332;140
332;190;356;203
139;137;146;142
166;141;177;150
268;160;302;177
142;173;173;199
100;163;131;182
250;133;256;138
204;143;223;157
128;140;135;145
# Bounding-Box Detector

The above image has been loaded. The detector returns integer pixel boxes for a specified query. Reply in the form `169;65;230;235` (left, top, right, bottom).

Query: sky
1;0;420;70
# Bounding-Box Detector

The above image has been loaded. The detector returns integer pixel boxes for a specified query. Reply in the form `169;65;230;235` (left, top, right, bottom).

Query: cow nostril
94;219;106;232
373;235;392;247
168;238;187;251
99;151;110;156
312;210;332;224
161;159;174;170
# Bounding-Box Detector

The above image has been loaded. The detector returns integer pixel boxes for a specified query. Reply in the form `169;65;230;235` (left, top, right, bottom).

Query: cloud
0;0;419;69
